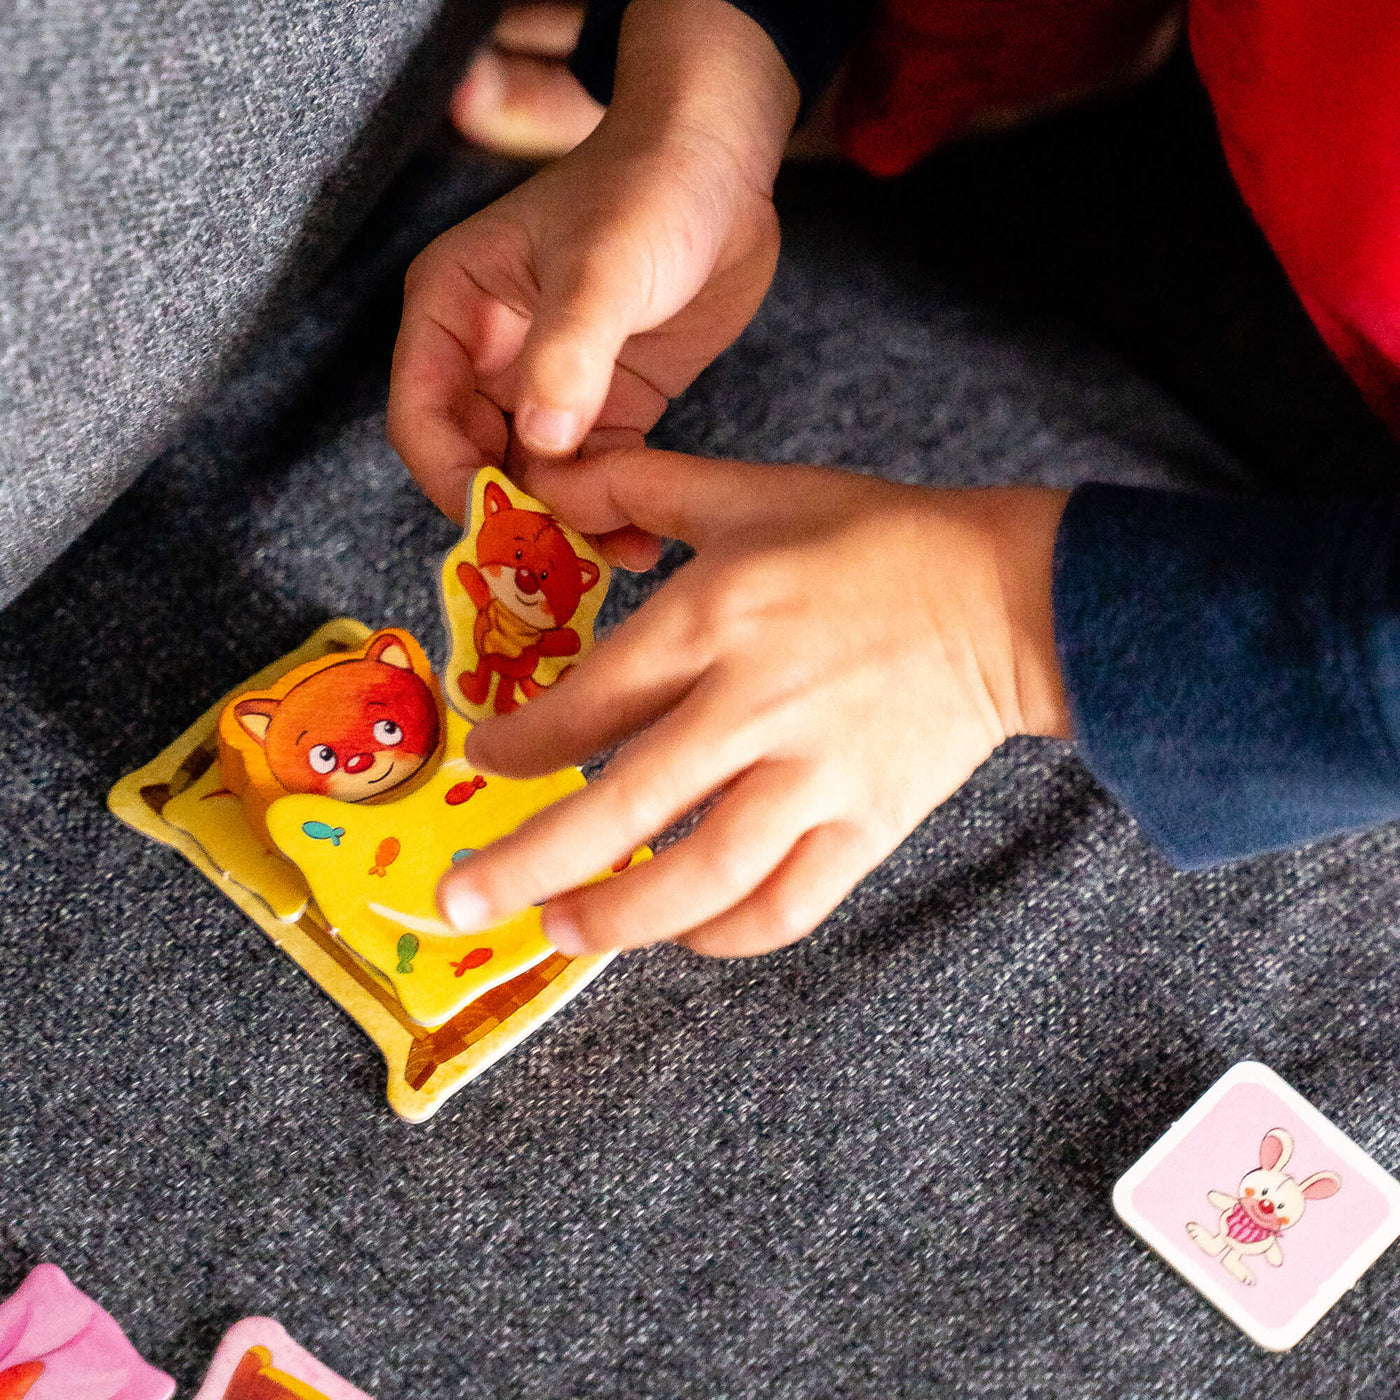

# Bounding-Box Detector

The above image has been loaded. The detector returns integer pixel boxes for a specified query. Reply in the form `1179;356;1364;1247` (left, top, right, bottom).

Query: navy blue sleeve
570;0;870;116
1053;484;1400;868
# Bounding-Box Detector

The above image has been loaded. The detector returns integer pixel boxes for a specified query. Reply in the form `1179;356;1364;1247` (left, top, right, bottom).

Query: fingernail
516;404;580;455
542;908;585;957
439;875;491;932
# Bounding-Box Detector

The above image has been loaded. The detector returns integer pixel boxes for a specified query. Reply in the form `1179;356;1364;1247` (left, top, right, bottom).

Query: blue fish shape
302;820;345;847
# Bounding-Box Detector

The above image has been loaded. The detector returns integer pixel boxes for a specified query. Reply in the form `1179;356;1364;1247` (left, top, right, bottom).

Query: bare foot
449;1;839;161
448;0;1181;166
449;3;604;160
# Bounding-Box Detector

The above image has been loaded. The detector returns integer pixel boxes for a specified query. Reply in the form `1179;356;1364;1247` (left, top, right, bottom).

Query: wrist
606;0;800;192
986;487;1074;741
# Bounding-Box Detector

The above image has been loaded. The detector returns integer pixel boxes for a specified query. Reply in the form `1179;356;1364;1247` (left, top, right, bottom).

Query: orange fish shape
368;837;400;878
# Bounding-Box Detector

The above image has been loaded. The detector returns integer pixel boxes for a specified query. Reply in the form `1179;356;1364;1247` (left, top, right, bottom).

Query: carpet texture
0;0;490;609
3;55;1400;1398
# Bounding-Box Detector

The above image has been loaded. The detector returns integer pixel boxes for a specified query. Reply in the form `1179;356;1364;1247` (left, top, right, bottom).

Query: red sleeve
1190;0;1400;436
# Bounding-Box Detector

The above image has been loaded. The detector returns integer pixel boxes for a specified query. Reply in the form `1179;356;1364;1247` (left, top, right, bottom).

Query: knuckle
679;931;732;960
403;247;437;298
606;775;667;839
562;890;630;952
706;835;760;895
764;888;818;946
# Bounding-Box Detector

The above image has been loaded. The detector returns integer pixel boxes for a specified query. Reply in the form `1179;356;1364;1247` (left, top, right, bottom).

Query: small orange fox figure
455;479;602;715
232;631;440;802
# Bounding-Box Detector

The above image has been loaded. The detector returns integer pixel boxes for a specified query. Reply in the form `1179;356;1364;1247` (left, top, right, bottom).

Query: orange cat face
232;632;439;802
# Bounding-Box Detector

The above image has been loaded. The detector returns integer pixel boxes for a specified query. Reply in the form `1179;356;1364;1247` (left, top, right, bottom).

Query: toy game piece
0;1263;175;1400
1114;1060;1400;1350
192;1317;372;1400
265;706;592;1027
162;764;311;922
110;619;635;1121
441;467;609;722
217;628;444;847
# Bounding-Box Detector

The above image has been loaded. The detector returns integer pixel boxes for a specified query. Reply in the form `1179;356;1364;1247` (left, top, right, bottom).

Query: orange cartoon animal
218;628;442;843
452;478;603;715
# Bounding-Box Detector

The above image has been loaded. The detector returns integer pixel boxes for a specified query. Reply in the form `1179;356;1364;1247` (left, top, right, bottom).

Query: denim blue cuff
1053;484;1400;868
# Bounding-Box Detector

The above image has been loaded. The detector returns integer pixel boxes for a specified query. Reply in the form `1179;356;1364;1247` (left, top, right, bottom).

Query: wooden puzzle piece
1114;1061;1400;1350
109;619;625;1121
163;762;311;922
218;629;445;848
265;707;589;1027
440;467;609;723
0;1263;175;1400
192;1318;372;1400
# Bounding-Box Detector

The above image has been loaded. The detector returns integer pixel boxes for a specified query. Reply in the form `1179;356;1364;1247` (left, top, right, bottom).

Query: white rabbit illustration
1186;1127;1341;1285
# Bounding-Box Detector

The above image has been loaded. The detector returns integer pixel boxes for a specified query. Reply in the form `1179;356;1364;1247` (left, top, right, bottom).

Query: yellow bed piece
108;618;622;1123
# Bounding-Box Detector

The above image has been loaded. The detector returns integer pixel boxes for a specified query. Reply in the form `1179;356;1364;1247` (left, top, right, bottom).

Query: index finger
387;246;523;521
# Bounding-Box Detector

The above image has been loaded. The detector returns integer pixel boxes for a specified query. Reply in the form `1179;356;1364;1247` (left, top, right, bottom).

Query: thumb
512;250;653;456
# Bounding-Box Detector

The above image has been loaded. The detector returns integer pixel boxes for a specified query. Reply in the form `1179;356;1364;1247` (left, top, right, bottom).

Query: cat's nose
515;568;539;594
345;752;374;774
1259;1199;1275;1214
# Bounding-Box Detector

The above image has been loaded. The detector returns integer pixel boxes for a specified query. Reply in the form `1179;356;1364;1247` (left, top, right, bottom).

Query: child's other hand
388;0;798;535
437;450;1072;958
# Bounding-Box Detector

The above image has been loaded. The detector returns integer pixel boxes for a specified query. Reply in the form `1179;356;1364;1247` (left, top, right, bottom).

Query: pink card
0;1263;175;1400
1114;1060;1400;1350
192;1317;374;1400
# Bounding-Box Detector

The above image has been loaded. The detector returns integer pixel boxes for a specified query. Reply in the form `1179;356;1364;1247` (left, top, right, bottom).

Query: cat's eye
373;720;403;747
308;744;337;774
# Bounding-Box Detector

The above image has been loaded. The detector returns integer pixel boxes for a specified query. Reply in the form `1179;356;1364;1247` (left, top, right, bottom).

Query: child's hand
388;0;798;530
437;450;1072;958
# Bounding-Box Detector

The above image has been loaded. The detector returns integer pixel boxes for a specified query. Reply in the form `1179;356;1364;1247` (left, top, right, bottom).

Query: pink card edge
190;1316;374;1400
1113;1060;1400;1350
0;1263;177;1400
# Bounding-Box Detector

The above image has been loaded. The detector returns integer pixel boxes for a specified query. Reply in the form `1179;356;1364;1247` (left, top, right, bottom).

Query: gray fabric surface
4;56;1400;1398
0;0;491;609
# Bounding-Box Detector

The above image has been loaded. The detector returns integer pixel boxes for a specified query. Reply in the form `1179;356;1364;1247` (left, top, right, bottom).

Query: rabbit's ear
1260;1128;1293;1171
1300;1171;1342;1200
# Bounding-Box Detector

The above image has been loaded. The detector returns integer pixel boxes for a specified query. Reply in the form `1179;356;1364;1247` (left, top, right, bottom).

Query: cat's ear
366;631;412;671
577;558;601;594
483;480;511;516
234;697;277;743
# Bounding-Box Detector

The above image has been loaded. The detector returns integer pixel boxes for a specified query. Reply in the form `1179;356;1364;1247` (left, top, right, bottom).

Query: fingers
540;760;828;952
389;245;524;520
677;822;865;958
509;427;664;570
518;448;806;545
462;583;709;778
592;525;664;572
440;673;763;930
511;257;655;456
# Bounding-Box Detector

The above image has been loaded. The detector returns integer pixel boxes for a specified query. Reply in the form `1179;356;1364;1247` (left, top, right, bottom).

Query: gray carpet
3;61;1400;1398
0;0;489;609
